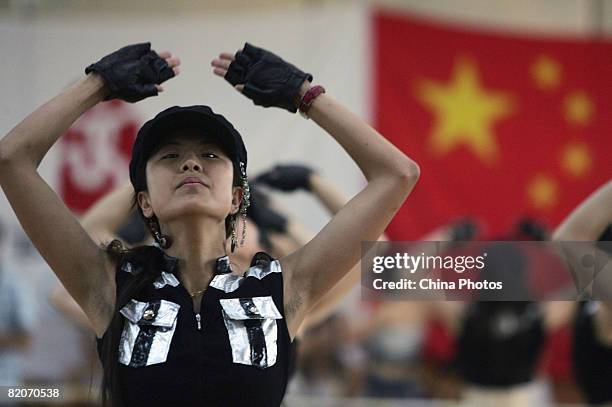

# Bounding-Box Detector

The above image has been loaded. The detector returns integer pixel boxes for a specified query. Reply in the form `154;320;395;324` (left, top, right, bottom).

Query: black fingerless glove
254;164;314;191
247;188;288;233
85;42;174;103
224;43;313;113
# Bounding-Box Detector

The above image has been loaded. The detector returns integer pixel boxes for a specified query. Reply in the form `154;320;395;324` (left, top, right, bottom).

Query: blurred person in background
553;179;612;406
434;219;574;407
341;220;478;400
0;222;37;387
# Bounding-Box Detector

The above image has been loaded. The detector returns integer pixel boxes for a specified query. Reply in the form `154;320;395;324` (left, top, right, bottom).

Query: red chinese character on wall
59;100;141;214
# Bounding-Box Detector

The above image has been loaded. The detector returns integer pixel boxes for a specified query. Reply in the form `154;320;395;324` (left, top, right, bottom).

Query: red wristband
298;85;325;118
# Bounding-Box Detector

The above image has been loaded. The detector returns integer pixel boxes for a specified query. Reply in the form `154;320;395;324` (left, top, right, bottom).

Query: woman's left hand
211;43;312;113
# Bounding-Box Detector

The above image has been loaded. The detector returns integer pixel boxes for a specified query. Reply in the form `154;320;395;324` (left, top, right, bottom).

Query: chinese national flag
374;10;612;240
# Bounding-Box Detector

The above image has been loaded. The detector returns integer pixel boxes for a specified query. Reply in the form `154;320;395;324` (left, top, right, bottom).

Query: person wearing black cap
0;42;419;406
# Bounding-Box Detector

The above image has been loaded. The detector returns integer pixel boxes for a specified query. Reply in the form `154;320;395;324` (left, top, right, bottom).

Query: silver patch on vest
210;273;245;293
219;296;283;368
210;260;282;293
118;299;180;367
153;272;180;289
244;260;282;280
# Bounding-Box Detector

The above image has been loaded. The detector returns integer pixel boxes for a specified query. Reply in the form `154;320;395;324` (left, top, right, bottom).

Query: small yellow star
564;91;594;126
531;55;562;90
527;174;558;210
561;141;592;178
416;57;514;164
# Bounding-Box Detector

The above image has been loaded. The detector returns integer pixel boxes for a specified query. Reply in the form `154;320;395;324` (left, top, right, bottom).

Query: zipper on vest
195;313;202;330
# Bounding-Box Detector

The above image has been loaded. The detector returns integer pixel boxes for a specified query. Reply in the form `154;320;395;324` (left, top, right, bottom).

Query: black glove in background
247;187;288;233
254;164;314;192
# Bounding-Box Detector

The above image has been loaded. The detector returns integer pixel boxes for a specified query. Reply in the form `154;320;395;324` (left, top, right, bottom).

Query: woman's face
138;128;242;224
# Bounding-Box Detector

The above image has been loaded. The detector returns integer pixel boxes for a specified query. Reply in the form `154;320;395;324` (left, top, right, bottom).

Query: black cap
129;105;248;192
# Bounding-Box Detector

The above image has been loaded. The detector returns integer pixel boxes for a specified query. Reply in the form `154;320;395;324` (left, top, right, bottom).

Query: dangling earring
229;162;251;253
239;162;250;247
230;216;238;253
148;216;169;249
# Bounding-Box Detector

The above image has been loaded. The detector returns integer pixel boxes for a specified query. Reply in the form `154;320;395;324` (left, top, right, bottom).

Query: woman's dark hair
99;155;243;406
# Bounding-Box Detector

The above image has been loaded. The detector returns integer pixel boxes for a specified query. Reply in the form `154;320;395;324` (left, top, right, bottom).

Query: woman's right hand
85;42;181;103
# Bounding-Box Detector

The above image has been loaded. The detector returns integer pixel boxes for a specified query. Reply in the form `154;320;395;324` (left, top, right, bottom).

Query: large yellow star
416;58;514;164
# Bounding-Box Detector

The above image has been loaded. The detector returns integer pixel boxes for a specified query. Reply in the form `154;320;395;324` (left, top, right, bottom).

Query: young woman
0;42;419;406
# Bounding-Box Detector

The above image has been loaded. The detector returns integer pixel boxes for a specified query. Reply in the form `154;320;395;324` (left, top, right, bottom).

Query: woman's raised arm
0;43;179;337
212;43;419;338
281;92;418;338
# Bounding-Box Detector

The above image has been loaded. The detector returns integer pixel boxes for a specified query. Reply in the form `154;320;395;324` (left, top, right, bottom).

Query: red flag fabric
373;10;612;239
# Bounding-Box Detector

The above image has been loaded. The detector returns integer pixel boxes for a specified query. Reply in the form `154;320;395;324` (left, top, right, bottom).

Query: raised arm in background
552;180;612;342
80;182;137;245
